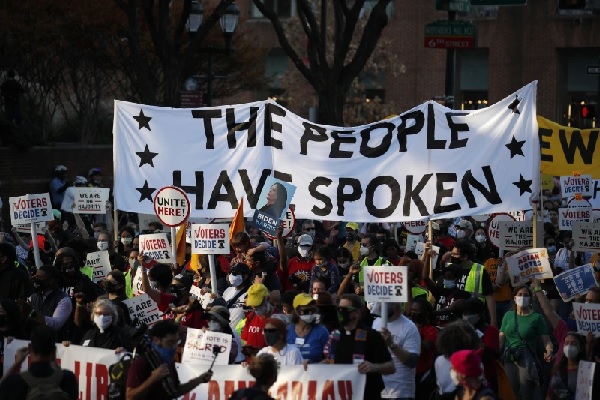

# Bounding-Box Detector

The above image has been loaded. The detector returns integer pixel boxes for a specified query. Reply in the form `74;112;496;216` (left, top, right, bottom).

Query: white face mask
97;241;109;251
359;245;370;256
121;237;133;246
300;314;318;324
515;295;530;307
563;344;578;359
338;262;349;269
475;235;486;243
456;230;467;239
207;321;222;332
228;274;243;287
298;247;311;258
94;315;112;332
463;314;480;325
450;368;461;385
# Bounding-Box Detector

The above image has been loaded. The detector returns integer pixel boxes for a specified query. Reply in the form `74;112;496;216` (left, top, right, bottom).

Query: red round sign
153;186;191;227
486;213;517;249
265;207;296;239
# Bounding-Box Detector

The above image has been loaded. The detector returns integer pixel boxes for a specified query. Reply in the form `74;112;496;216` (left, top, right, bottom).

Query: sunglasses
336;306;357;313
297;308;318;315
263;328;279;333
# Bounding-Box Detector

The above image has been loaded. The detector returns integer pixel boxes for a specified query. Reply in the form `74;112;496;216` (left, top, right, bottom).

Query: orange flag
229;197;245;244
175;219;188;266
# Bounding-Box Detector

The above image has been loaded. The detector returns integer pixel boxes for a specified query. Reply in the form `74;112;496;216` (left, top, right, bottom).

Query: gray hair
91;298;119;327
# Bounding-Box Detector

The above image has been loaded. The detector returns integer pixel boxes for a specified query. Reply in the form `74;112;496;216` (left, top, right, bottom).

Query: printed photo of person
259;182;288;220
253;177;296;236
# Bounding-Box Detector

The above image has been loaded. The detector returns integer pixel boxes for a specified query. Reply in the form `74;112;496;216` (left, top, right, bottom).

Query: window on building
457;50;489;110
250;0;296;18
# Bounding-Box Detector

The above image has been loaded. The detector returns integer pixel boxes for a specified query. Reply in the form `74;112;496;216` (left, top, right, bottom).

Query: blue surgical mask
547;245;556;254
443;279;457;289
151;342;176;364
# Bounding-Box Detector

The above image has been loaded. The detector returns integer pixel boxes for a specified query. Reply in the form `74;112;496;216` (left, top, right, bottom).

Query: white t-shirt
435;355;455;395
222;286;247;330
256;343;303;366
60;186;76;211
372;315;421;398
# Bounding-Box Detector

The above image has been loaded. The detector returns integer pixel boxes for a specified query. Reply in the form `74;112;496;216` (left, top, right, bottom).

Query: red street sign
180;91;203;107
424;36;475;49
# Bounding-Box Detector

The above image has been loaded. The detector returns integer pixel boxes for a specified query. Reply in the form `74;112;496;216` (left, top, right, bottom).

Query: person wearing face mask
256;317;303;365
547;333;584;400
343;222;361;262
449;349;498;400
240;284;282;360
286;293;329;363
422;264;471;328
141;263;182;320
126;320;213;400
408;298;438;400
284;234;315;292
100;270;131;327
334;247;353;280
356;234;391;292
96;231;126;272
222;262;252;330
474;228;493;262
117;227;135;260
500;285;552;400
205;305;243;364
382;239;403;266
308;245;340;294
323;294;395;400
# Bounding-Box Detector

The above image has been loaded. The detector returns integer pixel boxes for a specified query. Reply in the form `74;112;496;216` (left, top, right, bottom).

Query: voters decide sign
191;224;230;255
363;265;408;303
114;82;539;222
9;193;54;225
153;185;190;227
560;175;592;197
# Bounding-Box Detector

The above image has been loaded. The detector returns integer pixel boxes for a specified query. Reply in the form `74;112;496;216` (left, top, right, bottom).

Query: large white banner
113;82;539;222
4;340;365;400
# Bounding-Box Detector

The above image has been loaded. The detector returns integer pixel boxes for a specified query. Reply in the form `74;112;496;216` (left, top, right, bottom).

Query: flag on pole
229;197;245;244
175;219;188;266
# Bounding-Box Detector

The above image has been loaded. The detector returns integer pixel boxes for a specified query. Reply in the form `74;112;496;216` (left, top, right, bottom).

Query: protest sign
405;234;422;252
153;186;190;227
559;207;592;230
114;83;539;222
574;302;600;337
9;193;53;225
189;285;213;309
553;264;597;302
191;224;230;254
264;207;296;239
505;248;553;286
561;175;592;197
498;220;543;251
182;328;232;366
403;220;428;234
363;266;408;303
487;213;517;248
123;293;161;327
176;363;365;400
253;177;296;237
131;271;158;296
575;361;596;400
572;221;600;252
414;242;439;268
73;187;110;214
13;222;46;234
85;250;111;283
139;232;175;264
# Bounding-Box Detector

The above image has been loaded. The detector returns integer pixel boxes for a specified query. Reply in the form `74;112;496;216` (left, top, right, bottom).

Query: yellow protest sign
540;173;554;190
538;116;600;178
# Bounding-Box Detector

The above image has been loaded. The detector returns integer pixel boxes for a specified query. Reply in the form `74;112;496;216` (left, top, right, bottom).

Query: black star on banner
133;110;152;131
512;174;532;196
505;136;526;158
136;180;156;202
136;144;159;167
508;96;520;114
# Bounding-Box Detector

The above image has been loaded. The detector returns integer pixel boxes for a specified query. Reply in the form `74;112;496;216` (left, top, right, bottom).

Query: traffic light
558;0;586;9
580;104;595;119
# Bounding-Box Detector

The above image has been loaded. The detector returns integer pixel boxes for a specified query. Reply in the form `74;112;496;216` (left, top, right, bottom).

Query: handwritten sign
191;224;230;255
498;220;543;251
553;264;597;302
414;242;439;269
9;193;53;225
85;250;112;283
505;248;553;286
123;293;161;327
181;328;231;366
572;221;600;252
559;207;592;231
573;302;600;338
73;187;109;214
575;361;596;400
131;271;158;296
561;175;592;197
139;232;175;264
363;265;408;303
153;186;190;227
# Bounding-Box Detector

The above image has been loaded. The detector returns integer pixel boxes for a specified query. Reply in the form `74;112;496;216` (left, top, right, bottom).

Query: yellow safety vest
464;262;485;302
80;265;93;281
358;257;390;283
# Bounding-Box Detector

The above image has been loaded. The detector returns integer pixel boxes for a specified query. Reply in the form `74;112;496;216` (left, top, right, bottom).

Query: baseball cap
74;176;88;186
298;234;313;247
346;222;359;231
246;283;269;307
208;305;230;327
173;274;193;290
293;293;315;309
450;349;483;378
456;220;473;230
230;262;250;276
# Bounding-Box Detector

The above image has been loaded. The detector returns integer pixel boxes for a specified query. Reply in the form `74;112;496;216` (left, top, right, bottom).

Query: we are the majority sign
113;82;539;222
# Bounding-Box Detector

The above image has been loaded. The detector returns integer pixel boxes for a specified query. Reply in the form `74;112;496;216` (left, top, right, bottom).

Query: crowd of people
0;171;598;400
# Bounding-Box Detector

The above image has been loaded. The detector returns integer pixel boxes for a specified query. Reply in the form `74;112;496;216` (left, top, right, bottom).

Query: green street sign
450;0;471;12
471;0;526;5
424;20;476;37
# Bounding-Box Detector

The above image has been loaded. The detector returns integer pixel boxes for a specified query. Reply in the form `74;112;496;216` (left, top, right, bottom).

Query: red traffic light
580;105;595;119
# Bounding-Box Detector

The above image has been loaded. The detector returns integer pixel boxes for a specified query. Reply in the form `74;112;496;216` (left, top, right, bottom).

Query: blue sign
253;177;296;237
554;264;597;302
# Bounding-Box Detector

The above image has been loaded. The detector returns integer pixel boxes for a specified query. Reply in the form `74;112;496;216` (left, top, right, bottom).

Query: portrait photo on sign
255;177;296;220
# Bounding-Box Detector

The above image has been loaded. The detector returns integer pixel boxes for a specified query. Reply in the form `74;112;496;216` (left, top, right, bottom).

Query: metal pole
380;302;388;329
31;223;42;268
208;254;218;294
171;226;178;269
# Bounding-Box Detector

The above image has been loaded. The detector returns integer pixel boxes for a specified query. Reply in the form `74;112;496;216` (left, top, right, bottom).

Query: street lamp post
186;1;239;106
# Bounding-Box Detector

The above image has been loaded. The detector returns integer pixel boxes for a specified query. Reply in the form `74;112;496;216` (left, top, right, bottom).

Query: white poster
123;293;161;327
9;193;54;225
114;82;539;222
131;271;158;296
181;329;232;366
189;285;213;309
559;207;592;231
573;302;600;338
498;220;544;251
363;265;408;303
505;248;553;286
414;242;439;269
139;232;175;264
73;187;110;214
572;221;600;252
405;234;422;252
85;250;112;283
560;175;592;197
575;360;596;400
191;224;230;255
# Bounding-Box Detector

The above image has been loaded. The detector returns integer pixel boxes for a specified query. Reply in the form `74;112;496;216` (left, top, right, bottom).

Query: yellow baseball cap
293;293;315;309
246;283;269;307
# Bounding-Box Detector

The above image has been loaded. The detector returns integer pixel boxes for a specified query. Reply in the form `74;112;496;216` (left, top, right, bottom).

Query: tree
253;0;392;125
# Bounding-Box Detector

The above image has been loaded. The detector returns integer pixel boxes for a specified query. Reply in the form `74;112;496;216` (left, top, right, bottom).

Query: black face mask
338;309;352;325
450;256;462;265
346;233;355;242
32;278;47;292
409;312;425;324
264;330;281;346
105;281;119;293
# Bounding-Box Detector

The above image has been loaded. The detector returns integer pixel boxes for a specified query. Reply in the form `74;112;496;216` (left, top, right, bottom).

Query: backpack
107;353;134;400
21;368;71;400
